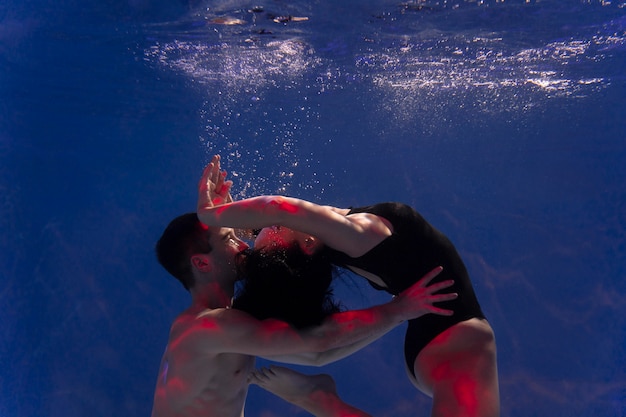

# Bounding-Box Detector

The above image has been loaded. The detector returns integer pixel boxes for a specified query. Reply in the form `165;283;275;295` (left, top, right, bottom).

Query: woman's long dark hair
233;243;342;329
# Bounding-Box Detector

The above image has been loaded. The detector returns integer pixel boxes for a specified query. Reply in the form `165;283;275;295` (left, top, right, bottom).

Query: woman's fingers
415;266;443;287
425;279;455;294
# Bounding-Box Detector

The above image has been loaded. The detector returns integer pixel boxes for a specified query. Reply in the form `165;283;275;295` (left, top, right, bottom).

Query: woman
198;155;500;417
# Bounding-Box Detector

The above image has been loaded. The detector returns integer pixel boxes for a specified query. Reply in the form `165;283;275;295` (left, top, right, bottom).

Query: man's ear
191;254;212;273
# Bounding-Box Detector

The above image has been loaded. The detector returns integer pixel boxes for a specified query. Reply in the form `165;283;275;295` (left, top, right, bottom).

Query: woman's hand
392;266;457;319
198;155;233;212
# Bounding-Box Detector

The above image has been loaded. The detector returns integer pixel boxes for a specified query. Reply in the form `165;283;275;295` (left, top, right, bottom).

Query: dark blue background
2;1;625;416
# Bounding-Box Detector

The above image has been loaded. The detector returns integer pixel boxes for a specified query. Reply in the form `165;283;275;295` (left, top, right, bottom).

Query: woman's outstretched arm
197;155;392;257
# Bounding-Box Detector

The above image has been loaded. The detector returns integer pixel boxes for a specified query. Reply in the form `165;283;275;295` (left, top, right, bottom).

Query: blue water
2;1;625;416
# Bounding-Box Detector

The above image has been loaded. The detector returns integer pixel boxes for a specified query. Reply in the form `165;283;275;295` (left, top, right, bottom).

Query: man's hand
390;267;457;320
198;155;233;212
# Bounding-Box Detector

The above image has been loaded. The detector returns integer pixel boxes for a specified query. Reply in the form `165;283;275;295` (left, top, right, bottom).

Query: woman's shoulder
350;201;416;216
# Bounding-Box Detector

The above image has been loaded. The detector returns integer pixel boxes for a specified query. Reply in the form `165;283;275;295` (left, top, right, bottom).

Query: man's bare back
151;307;255;417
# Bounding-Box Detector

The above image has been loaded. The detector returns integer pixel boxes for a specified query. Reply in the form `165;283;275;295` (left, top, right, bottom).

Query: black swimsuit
327;202;486;377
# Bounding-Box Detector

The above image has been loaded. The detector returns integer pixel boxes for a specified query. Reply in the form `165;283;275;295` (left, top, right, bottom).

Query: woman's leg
411;319;500;417
250;365;374;417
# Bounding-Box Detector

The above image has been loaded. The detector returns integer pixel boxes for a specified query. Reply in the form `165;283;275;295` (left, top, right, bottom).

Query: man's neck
191;281;234;310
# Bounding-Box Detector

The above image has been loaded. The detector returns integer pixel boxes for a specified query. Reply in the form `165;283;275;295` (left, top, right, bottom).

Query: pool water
2;1;625;416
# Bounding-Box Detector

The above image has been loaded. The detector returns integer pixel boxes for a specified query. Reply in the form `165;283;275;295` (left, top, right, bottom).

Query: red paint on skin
430;359;481;417
168;319;220;351
333;310;376;325
454;374;479;416
214;206;228;216
167;376;186;392
278;201;299;214
431;361;451;382
431;342;483;417
198;320;219;330
259;320;294;332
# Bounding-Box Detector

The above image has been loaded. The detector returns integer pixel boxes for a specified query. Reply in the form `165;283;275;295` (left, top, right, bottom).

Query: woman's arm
185;267;454;360
261;331;387;366
197;156;392;257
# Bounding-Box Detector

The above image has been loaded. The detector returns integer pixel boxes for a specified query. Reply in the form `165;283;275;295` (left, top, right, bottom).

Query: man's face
207;227;249;276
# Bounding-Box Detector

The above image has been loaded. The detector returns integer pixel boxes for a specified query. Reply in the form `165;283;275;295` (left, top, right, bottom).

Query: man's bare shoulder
172;306;250;326
167;307;259;353
170;307;222;335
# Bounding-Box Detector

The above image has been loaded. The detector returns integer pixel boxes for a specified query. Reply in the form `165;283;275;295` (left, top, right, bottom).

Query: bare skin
152;307;255;417
250;366;373;417
151;215;457;417
196;155;500;417
152;226;254;417
249;323;499;417
412;318;499;417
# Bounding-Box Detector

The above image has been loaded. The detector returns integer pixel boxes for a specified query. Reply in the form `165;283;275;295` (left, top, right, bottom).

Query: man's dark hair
156;213;212;291
233;243;342;329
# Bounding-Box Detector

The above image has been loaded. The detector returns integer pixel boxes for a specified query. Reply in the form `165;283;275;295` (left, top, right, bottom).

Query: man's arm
183;267;456;361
